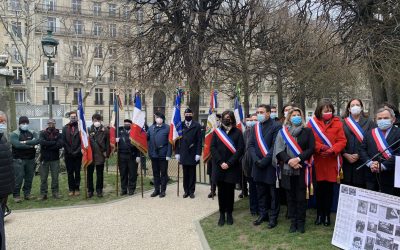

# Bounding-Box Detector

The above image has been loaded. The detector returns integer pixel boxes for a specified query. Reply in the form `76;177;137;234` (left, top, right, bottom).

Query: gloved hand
320;145;330;152
195;155;201;162
116;138;120;143
320;149;335;158
166;157;171;161
175;154;180;162
136;157;140;163
255;160;262;168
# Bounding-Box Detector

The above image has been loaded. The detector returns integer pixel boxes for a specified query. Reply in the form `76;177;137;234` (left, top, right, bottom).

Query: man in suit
360;107;400;195
175;108;202;199
248;104;282;228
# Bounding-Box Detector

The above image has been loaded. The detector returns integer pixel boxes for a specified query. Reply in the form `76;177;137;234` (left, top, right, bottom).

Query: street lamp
41;30;59;119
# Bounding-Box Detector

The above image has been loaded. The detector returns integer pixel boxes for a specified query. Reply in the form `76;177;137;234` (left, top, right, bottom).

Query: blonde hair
284;107;306;127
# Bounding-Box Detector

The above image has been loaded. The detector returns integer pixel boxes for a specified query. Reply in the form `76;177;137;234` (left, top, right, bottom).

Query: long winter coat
175;121;202;166
88;125;110;165
147;123;172;159
0;134;15;198
307;117;347;183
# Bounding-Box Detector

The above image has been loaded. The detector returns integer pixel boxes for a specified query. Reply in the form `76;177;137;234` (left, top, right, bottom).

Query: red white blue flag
77;89;92;168
169;89;183;149
203;90;218;162
130;91;148;154
234;96;245;133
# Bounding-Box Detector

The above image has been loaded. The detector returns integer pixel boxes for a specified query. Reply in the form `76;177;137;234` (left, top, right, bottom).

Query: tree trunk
242;74;250;117
188;75;200;122
368;65;386;114
385;81;398;108
276;68;284;111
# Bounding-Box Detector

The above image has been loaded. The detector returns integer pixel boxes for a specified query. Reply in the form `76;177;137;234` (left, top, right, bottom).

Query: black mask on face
185;116;193;122
124;125;131;130
222;119;231;126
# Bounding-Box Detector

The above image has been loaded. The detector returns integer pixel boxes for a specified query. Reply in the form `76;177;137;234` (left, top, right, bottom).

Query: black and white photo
357;200;368;215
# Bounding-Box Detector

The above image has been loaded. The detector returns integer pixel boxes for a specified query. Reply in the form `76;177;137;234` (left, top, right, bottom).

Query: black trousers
151;159;168;193
182;165;196;195
366;181;394;195
256;182;279;223
217;181;235;213
65;155;82;192
87;164;104;193
285;176;307;226
239;171;249;195
316;181;334;217
119;157;138;193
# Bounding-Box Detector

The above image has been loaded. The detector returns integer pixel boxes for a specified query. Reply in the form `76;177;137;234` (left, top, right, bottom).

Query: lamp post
41;30;59;119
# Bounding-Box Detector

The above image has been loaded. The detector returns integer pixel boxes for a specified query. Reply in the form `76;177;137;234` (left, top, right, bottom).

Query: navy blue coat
248;118;281;184
118;127;139;160
175;121;202;166
359;126;400;188
147;123;172;159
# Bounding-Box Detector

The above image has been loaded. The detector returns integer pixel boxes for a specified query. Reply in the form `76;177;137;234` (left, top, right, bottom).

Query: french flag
109;94;121;154
77;89;92;168
203;90;218;162
130;91;148;154
234;96;245;133
169;89;183;148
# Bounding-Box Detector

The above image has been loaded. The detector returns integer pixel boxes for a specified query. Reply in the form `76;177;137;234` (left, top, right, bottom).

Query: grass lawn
7;171;153;210
200;198;338;250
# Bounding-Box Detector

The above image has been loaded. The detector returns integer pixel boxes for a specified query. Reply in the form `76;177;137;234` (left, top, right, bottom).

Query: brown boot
68;191;75;197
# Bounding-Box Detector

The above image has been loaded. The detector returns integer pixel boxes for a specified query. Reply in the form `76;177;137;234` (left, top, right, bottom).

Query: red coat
308;117;347;182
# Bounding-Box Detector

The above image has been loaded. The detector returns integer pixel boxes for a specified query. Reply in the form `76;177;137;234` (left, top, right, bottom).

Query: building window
108;4;116;17
109;66;117;82
257;95;262;107
269;95;275;105
72;42;82;57
14;90;26;103
12;67;23;84
94;65;101;78
95;110;103;116
93;2;101;16
109;89;115;105
109;24;117;38
124;91;132;105
44;0;56;11
122;25;130;36
136;9;143;24
94;44;103;58
44;61;57;77
73;20;83;34
94;88;104;105
11;21;22;38
9;0;21;11
73;64;82;80
45;87;56;103
47;17;56;33
12;45;21;63
93;22;101;36
108;46;117;59
72;88;81;105
71;0;81;14
123;6;130;19
199;92;206;107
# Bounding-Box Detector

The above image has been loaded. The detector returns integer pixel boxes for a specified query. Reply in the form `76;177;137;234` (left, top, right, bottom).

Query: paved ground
5;183;220;250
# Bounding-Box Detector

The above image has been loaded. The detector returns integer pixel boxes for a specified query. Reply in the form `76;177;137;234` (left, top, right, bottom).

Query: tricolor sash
344;116;364;143
280;126;314;199
371;128;393;160
254;122;269;157
309;117;343;183
215;128;236;154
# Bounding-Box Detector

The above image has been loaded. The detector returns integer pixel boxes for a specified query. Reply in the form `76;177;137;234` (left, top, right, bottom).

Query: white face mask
350;106;362;115
155;117;163;124
93;121;101;128
284;111;289;118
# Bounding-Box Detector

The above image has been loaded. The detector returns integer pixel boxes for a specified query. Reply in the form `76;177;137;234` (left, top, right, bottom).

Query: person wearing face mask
342;99;374;188
147;112;172;198
280;104;293;124
10;116;39;202
274;108;315;233
117;119;140;196
211;110;244;226
0;111;14;249
270;106;279;122
206;114;221;198
248;104;282;229
87;113;110;198
359;107;400;195
38;119;63;200
307;101;347;227
62;111;82;196
175;108;202;199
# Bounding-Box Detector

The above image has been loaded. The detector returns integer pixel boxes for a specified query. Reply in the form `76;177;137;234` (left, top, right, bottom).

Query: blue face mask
20;124;29;131
257;114;266;123
246;121;256;127
0;123;6;134
377;119;392;130
270;112;277;120
291;116;302;126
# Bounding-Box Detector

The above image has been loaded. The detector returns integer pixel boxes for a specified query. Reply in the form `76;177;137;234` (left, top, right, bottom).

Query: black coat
248;118;281;184
276;127;315;190
0;134;15;198
211;127;244;184
39;128;63;161
118;127;139;160
176;121;202;166
62;122;82;157
342;116;375;186
88;125;110;165
359;126;400;187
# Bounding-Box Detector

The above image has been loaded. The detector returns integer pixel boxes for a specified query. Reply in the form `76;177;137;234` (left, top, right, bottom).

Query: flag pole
84;166;88;199
116;94;120;197
177;139;181;197
140;155;144;198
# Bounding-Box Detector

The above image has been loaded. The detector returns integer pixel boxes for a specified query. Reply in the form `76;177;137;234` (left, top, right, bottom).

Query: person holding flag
274;107;315;233
211;110;244;226
342;98;374;188
307;100;346;227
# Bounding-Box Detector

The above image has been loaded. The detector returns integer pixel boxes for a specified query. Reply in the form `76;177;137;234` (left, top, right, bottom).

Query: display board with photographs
332;185;400;250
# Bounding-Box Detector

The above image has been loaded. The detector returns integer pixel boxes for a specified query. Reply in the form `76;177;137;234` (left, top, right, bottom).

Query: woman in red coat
308;101;347;226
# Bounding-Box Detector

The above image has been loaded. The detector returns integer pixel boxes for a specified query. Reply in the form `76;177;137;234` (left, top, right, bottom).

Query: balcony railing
43;100;60;105
12;78;24;85
40;75;61;81
35;26;123;40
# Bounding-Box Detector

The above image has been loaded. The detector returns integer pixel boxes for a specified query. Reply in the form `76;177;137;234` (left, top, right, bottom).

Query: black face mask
222;119;231;126
48;127;55;131
185;116;193;122
124;125;131;130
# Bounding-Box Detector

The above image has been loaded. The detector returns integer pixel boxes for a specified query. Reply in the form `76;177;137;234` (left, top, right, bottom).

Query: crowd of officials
0;98;399;238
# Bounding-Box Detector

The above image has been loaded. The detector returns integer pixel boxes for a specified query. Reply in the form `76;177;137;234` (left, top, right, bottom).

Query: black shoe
120;191;127;196
190;193;195;199
253;216;268;226
251;212;257;216
4;205;11;218
226;213;233;225
150;191;159;197
267;221;277;229
128;190;134;196
183;193;189;198
323;216;331;226
297;224;305;233
238;193;244;199
289;222;297;233
97;192;103;198
159;192;166;198
218;213;225;226
88;192;94;198
207;192;216;198
314;216;322;225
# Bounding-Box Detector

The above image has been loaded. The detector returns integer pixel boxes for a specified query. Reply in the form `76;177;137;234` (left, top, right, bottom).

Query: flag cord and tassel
116;142;119;196
140;154;144;198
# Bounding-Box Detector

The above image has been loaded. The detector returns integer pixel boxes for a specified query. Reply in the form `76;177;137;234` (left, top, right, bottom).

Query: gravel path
5;183;220;250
